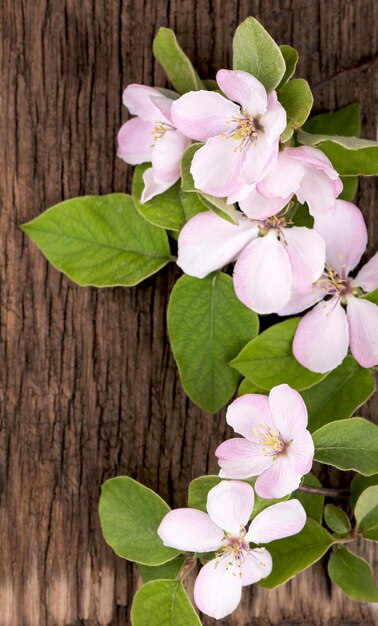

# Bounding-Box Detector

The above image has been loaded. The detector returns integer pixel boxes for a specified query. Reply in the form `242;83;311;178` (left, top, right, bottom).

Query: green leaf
231;317;326;391
237;379;268;396
202;78;218;91
303;103;361;137
181;144;203;192
278;45;299;86
179;191;208;221
279;79;313;142
21;194;171;287
350;473;378;509
364;289;378;304
297;129;378;176
131;580;202;626
168;274;259;412
354;486;378;540
293;473;324;523
259;519;334;588
288;201;314;228
328;547;378;602
132;165;185;231
99;477;179;566
188;475;288;519
324;504;351;534
138;557;186;583
339;176;358;201
301;356;375;432
233;17;285;91
152;28;204;93
313;418;378;475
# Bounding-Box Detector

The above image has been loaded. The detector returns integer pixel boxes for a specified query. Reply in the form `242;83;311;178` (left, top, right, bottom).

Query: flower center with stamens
260;430;286;454
151;122;170;143
315;266;357;301
222;115;262;151
215;530;249;576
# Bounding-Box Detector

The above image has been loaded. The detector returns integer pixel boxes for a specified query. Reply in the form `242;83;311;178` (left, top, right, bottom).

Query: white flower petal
246;500;306;543
194;558;242;620
206;480;255;536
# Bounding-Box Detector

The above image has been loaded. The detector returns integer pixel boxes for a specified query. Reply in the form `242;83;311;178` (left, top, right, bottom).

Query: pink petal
171;91;240;141
191;136;245;197
352;251;378;292
140;167;175;203
314;200;367;276
233;232;293;314
347;296;378;368
241;134;279;186
268;384;309;438
216;438;273;479
216;69;268;117
285;146;340;180
239;186;291;220
254;457;303;499
256;150;304;199
246;500;306;543
277;284;326;316
157;508;224;553
226;394;275;440
194;558;242;620
240;548;273;585
283;227;326;293
122;84;172;124
293;298;349;373
117;118;154;165
177;211;258;278
296;169;340;215
151;130;191;182
206;480;255;536
287;430;315;475
261;91;288;145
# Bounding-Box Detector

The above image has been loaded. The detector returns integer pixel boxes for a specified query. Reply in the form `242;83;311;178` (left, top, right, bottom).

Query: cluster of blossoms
118;69;378;374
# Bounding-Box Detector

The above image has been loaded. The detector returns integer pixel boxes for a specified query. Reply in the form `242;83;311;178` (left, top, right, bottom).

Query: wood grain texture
1;0;377;624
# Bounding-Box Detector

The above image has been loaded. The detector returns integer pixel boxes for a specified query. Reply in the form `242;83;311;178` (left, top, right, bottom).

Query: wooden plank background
1;0;378;624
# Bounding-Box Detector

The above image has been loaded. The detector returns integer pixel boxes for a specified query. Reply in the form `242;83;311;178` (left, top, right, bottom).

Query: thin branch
298;484;350;498
313;54;378;90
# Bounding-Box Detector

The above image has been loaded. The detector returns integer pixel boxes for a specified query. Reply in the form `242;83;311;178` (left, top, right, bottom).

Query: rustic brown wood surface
1;0;378;624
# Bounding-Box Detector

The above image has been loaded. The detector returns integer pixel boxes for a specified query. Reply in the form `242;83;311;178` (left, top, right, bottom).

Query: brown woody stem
298;484;350;498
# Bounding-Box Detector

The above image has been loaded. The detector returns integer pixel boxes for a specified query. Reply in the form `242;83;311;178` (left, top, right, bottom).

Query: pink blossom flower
280;199;378;372
216;385;314;498
177;210;325;314
239;146;342;219
158;480;306;620
117;85;191;202
171;70;287;200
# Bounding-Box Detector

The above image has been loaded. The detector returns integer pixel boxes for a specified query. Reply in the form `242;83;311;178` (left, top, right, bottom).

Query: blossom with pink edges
216;385;314;498
171;69;287;200
177;210;325;314
158;480;306;620
279;200;378;373
117;85;191;202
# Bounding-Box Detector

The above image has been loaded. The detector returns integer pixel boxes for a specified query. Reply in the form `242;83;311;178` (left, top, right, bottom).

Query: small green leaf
354;486;378;540
237;379;268;396
233;17;285;91
259;519;334;588
168;273;259;412
328;547;378;602
350;473;378;509
138;557;186;583
152;28;204;93
297;129;378;176
324;504;351;534
131;580;202;626
279;79;313;142
231;317;326;391
339;176;358;201
301;356;375;432
278;45;299;86
288;201;314;228
99;477;179;566
179;191;208;221
293;473;324;523
181;144;203;192
364;289;378;304
303;103;361;137
202;78;218;91
21;194;171;287
313;418;378;475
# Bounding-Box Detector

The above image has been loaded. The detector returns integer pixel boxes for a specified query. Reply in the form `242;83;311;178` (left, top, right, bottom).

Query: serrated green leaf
168;273;259;412
278;45;299;86
231;317;326;391
303;103;361;137
153;28;204;93
138;557;186;583
131;580;202;626
313;418;378;475
21;194;171;287
328;547;378;602
301;356;375;432
293;473;324;523
99;477;179;566
279;79;313;142
324;504;351;534
354;486;378;540
350;473;378;509
233;17;285;91
259;519;334;588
